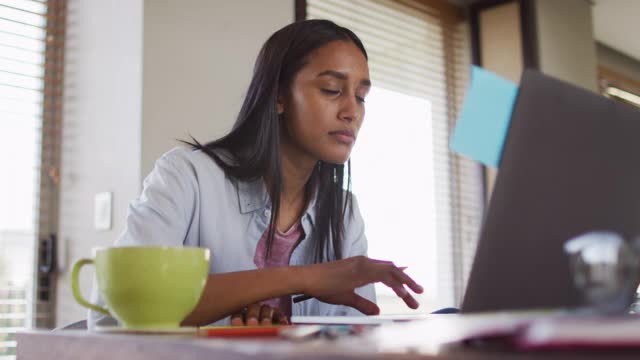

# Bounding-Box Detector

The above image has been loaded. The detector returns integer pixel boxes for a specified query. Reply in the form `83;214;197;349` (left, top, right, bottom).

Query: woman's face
280;40;370;165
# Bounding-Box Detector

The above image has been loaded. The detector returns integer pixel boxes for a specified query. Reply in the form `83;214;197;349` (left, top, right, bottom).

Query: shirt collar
237;177;317;227
237;177;269;214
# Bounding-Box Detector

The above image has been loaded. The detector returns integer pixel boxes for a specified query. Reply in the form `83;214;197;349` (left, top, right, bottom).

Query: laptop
461;69;640;313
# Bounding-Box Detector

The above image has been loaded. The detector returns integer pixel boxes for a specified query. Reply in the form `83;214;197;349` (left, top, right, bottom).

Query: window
306;0;484;312
0;0;64;357
598;65;640;109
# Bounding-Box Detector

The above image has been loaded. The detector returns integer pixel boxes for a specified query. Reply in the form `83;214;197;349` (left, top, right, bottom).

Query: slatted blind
0;0;64;357
446;15;484;302
307;0;484;308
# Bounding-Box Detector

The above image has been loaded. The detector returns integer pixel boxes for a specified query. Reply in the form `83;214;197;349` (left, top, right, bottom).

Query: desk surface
16;330;640;360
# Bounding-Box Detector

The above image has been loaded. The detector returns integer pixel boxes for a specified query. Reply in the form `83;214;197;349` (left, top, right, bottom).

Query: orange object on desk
198;326;284;338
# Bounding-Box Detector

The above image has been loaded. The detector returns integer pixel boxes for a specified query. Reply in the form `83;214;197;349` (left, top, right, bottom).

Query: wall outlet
94;192;113;231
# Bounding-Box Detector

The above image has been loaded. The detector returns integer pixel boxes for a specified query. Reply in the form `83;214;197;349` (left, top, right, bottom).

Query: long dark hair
185;20;368;263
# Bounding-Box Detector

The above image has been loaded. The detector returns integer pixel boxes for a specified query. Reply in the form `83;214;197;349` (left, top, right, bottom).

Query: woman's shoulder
339;190;368;256
150;146;243;204
343;190;362;217
158;146;230;178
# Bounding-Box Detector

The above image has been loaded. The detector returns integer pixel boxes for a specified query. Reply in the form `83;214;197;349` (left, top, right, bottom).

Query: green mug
72;246;209;329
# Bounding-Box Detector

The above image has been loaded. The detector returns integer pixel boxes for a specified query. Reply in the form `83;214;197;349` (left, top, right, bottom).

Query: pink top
253;222;304;317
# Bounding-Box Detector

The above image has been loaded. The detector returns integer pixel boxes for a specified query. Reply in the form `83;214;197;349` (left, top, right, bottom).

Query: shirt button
264;209;271;218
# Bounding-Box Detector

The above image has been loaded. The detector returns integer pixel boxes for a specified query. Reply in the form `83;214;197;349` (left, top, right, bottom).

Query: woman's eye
321;89;340;96
356;96;366;104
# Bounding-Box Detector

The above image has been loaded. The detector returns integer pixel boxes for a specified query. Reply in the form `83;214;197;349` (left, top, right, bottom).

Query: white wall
141;0;293;177
56;0;144;327
477;1;523;197
56;0;293;327
597;42;640;82
479;1;523;83
535;0;598;92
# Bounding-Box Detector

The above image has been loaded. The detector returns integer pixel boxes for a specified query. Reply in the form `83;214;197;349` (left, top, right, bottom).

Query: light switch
94;192;112;231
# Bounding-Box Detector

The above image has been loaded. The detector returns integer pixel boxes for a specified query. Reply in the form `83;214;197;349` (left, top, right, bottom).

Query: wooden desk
16;330;640;360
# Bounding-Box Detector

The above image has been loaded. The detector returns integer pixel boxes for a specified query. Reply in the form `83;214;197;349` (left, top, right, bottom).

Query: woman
89;19;423;328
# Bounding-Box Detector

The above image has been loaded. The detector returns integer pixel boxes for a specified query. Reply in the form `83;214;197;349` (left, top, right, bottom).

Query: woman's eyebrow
316;70;371;87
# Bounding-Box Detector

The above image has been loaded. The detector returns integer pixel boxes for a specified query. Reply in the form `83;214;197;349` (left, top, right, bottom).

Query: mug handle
71;258;110;316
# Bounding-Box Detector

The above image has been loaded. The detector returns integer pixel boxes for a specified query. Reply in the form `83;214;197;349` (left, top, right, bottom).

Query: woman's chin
320;154;351;165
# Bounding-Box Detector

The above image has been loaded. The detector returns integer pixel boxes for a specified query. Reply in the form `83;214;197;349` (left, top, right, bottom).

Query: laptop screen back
461;69;640;313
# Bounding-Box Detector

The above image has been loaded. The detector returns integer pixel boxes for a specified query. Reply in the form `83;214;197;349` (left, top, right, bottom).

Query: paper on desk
371;311;557;353
450;66;519;168
516;316;640;350
291;314;432;325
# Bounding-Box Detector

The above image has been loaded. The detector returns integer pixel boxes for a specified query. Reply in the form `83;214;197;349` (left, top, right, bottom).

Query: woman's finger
391;267;424;294
371;261;421;293
361;258;416;290
230;308;246;326
245;304;261;326
397;287;420;309
380;276;420;310
332;291;380;315
259;305;274;325
273;308;289;325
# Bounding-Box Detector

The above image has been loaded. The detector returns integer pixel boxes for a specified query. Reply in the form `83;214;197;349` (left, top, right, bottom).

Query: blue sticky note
450;66;519;168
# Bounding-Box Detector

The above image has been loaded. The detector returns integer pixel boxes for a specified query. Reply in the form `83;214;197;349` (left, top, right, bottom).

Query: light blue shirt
89;147;375;327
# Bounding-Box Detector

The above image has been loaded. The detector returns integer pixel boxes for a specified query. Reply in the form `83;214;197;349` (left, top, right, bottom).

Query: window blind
0;0;64;357
306;0;484;308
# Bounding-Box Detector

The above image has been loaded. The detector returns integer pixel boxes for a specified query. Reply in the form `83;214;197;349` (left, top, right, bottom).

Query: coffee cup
71;246;209;328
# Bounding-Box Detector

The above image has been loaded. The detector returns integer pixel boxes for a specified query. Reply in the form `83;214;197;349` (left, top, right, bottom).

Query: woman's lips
329;130;355;144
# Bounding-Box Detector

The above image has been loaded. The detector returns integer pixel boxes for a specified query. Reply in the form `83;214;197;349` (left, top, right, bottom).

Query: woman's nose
338;96;361;123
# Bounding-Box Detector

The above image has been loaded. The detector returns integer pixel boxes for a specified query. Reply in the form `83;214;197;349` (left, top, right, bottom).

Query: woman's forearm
181;266;308;326
181;256;423;326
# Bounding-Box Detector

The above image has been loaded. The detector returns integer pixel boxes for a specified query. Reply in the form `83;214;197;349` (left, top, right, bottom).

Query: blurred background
1;0;638;357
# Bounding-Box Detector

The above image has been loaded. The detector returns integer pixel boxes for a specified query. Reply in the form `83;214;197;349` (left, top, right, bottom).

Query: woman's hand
301;256;424;315
230;303;289;326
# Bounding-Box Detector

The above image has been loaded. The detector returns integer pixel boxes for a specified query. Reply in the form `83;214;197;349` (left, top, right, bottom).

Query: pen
293;294;312;303
292;267;409;304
